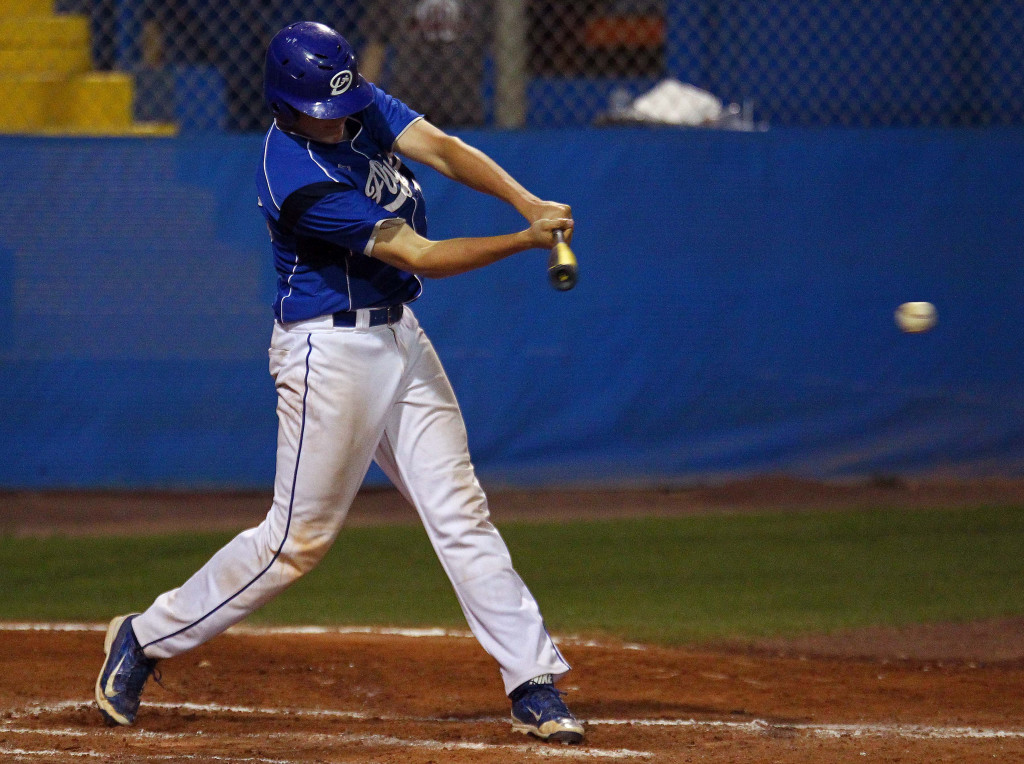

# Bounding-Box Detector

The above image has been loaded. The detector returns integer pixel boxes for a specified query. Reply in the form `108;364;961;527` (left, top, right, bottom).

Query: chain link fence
5;1;1024;134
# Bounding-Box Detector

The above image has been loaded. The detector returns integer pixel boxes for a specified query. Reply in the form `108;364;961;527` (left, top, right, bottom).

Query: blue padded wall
1;127;1022;487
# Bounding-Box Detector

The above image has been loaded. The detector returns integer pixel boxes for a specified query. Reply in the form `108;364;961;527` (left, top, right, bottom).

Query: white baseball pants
131;307;570;694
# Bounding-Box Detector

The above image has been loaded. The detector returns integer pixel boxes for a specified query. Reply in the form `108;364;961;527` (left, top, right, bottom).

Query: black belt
332;304;404;328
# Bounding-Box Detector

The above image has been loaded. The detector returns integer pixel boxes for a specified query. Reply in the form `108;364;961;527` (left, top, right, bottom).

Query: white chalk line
0;623;105;632
1;702;648;761
591;717;1024;740
0;731;645;762
0;748;293;764
0;621;646;650
0;738;644;763
5;699;1024;746
5;623;1023;751
0;622;466;637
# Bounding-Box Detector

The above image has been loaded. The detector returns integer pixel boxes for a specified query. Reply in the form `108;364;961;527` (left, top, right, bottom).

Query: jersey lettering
365;159;413;212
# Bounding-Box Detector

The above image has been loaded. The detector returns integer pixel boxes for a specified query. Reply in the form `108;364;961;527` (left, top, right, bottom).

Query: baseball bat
547;230;578;291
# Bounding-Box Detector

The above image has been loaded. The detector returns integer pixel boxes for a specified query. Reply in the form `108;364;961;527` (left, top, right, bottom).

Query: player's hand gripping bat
547;230;578;291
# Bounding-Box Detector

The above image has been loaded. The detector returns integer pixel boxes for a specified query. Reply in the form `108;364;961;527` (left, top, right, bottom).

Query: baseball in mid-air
895;301;937;333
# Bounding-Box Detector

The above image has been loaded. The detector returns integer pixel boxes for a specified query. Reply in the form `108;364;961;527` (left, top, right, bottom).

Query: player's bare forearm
395;121;569;224
392;231;532;278
371;219;572;278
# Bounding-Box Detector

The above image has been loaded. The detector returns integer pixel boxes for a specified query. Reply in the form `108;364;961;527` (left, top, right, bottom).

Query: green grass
2;506;1023;644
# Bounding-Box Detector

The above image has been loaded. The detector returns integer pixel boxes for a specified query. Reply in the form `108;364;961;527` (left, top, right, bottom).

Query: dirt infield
3;477;1024;762
2;624;1024;763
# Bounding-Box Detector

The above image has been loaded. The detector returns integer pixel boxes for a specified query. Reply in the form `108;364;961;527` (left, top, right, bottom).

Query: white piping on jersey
261;124;299;320
364;217;404;257
389;115;425;230
344;249;353;309
280;256;300;322
303;134;354;311
391;114;425;152
261;125;282;211
306;140;344;181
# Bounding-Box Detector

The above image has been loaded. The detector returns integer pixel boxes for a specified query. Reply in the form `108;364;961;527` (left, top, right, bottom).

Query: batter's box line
6;700;1024;745
592;717;1024;741
2;699;483;724
0;745;296;763
0;719;651;761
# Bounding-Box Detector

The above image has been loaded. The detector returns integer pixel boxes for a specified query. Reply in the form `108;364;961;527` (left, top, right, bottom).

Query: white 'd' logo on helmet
330;70;354;95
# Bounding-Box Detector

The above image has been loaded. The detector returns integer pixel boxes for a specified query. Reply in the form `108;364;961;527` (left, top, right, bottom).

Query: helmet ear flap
271;101;301;128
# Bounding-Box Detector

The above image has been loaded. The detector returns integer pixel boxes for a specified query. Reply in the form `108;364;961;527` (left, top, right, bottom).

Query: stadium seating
0;0;175;135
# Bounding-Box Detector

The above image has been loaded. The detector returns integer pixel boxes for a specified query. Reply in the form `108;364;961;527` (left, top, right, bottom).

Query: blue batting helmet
264;22;373;123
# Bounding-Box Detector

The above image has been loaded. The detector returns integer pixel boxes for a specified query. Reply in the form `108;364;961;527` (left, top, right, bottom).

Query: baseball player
95;21;584;745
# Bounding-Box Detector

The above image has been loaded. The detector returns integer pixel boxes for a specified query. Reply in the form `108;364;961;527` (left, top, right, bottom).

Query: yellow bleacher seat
0;9;176;136
0;15;89;48
0;47;91;76
5;0;55;17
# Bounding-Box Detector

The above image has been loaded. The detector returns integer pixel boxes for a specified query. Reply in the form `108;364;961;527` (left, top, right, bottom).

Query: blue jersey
256;84;427;323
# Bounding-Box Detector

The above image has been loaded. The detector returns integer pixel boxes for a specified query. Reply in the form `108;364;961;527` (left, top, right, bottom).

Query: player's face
290;112;348;144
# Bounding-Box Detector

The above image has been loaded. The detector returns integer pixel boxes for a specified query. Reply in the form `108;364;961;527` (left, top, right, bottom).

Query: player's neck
281;114;349;144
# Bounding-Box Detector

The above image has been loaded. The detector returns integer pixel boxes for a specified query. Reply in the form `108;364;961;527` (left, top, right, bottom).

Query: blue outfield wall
1;127;1022;488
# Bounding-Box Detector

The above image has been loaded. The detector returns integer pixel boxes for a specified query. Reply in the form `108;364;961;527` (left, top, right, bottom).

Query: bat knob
548;257;577;291
547;231;578;291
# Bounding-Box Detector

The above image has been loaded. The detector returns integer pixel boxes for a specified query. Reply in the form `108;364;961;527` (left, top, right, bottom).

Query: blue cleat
94;614;157;726
510;676;585;744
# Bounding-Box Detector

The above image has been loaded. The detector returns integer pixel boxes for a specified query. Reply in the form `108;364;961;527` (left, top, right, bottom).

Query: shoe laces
120;645;158;696
125;660;154;694
521;684;572;718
